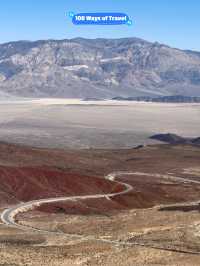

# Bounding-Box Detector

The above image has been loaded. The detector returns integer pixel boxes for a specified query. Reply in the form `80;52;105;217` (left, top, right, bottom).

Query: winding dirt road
1;171;200;254
0;175;132;229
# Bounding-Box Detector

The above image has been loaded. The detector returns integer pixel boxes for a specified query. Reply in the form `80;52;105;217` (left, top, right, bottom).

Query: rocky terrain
112;95;200;102
0;142;200;265
0;166;117;207
0;38;200;98
150;133;200;145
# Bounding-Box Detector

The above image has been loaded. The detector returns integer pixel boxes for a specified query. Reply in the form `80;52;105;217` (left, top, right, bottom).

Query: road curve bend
1;174;132;230
1;171;200;255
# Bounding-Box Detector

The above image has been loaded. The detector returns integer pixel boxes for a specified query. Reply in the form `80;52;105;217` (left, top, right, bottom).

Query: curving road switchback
1;173;132;230
1;171;200;255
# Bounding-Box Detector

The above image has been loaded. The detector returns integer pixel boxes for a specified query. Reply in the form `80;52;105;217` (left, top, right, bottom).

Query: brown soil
37;174;200;215
0;166;119;206
0;142;200;265
0;142;199;211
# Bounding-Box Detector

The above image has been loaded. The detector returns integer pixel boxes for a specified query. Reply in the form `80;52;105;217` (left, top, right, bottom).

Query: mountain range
0;37;200;98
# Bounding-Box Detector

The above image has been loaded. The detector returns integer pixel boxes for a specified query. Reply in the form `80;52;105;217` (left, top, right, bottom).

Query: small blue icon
127;20;132;26
68;12;75;18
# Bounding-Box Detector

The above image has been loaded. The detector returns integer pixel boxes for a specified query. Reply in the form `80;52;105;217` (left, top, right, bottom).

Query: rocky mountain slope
150;133;200;145
0;38;200;98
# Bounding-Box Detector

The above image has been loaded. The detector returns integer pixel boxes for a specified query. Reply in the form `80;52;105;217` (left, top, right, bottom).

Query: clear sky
1;0;200;51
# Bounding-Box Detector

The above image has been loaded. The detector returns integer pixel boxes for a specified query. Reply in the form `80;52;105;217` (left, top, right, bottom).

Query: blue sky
1;0;200;51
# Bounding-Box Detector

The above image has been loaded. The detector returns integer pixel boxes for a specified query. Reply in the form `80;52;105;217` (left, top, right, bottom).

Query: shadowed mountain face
0;38;200;98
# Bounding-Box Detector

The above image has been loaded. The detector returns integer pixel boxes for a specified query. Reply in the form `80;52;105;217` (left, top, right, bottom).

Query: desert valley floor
0;99;200;149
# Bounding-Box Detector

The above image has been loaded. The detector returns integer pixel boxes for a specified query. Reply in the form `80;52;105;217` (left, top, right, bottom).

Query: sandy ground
0;98;200;148
1;206;200;266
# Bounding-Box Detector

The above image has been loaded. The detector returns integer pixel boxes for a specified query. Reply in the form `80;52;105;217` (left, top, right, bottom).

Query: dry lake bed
0;99;200;149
